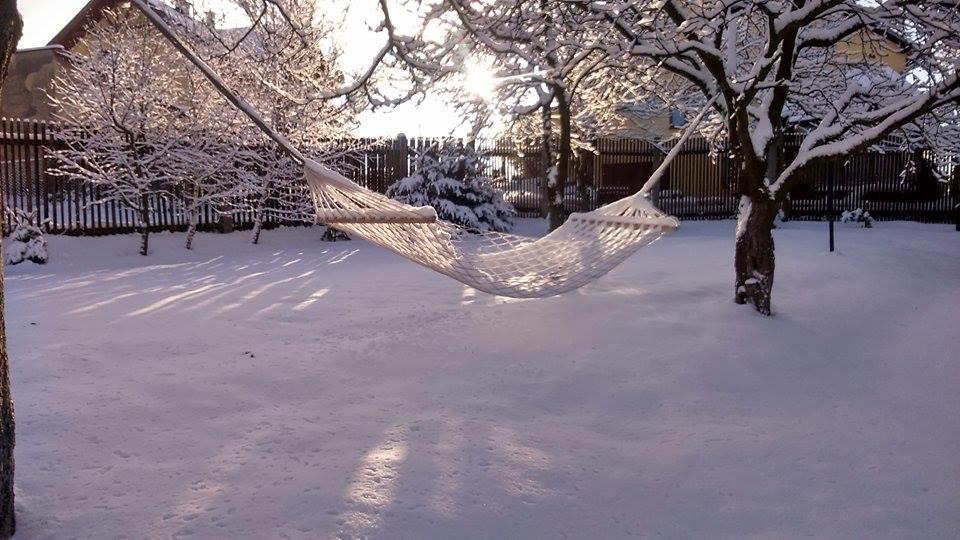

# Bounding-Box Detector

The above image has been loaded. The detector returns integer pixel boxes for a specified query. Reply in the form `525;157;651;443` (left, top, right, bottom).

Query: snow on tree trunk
0;0;21;534
734;195;779;316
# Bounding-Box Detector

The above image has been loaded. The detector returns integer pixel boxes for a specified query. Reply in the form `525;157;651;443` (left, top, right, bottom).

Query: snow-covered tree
387;142;515;232
177;139;253;250
4;210;48;265
270;0;703;230
571;0;960;314
308;1;661;230
49;8;237;255
418;1;653;230
193;0;359;244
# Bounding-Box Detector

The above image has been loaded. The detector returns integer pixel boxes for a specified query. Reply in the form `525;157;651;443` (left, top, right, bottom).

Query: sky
16;0;463;137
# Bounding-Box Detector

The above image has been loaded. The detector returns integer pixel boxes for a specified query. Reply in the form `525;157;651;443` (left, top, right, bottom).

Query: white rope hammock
306;160;678;297
304;95;717;298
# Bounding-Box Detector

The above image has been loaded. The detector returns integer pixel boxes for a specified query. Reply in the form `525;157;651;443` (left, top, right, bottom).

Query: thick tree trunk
548;91;571;231
733;127;786;316
0;1;22;536
734;195;779;315
138;195;151;256
539;104;553;219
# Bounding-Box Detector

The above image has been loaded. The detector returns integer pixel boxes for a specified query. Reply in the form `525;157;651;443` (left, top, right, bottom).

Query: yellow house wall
0;48;64;121
0;7;175;122
835;32;907;73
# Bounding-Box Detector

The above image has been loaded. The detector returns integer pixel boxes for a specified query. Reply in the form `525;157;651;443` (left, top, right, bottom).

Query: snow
735;195;751;239
546;166;558;188
6;221;960;539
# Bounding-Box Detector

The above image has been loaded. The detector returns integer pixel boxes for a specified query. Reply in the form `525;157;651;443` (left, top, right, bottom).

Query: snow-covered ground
5;221;959;539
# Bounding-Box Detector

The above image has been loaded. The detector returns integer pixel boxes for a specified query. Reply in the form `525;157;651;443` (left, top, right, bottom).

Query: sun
463;60;497;101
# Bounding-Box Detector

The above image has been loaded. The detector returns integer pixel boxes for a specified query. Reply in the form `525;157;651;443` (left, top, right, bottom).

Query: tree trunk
250;213;264;245
138;195;151;256
574;148;593;212
952;167;959;232
0;1;22;535
734;195;779;315
539;104;553;219
250;188;272;245
548;90;571;231
184;213;197;250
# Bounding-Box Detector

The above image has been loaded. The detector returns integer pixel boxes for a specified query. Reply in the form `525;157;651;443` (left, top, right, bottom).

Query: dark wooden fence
2;118;957;236
1;117;240;235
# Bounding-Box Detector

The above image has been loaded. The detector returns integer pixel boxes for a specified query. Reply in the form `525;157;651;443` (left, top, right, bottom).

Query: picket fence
1;118;956;235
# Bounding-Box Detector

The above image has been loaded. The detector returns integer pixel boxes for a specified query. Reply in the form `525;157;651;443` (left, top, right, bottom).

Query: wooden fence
2;118;957;236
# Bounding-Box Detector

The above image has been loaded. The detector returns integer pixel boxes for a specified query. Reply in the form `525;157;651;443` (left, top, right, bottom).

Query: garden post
828;160;835;252
389;134;409;190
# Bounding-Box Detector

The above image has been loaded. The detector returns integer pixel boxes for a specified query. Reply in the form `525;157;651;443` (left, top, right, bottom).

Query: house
0;0;198;121
613;31;909;143
0;45;66;120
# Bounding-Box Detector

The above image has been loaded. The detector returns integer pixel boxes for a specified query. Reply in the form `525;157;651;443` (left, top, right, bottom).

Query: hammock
131;0;714;298
306;160;678;297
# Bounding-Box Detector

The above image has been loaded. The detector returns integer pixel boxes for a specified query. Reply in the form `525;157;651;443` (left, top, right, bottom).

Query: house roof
14;45;65;54
48;0;123;49
47;0;196;49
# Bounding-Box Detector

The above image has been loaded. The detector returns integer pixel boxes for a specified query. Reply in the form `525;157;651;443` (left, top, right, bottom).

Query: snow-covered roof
14;45;65;54
48;0;197;49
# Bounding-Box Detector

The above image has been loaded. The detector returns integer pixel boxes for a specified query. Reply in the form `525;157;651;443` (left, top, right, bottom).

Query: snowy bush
387;143;515;232
841;208;875;228
4;209;48;265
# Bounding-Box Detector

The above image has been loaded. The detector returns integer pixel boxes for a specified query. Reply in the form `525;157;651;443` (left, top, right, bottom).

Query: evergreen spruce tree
4;210;48;265
387;142;515;232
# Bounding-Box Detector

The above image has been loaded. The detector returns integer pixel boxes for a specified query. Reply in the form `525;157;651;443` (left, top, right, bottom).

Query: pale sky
16;0;463;137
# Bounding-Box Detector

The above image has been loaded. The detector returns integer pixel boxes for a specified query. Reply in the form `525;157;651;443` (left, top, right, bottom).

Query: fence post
218;205;234;234
953;166;959;231
650;149;663;208
828;158;836;252
387;133;409;190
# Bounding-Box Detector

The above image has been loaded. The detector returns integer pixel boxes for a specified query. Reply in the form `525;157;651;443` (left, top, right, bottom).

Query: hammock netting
306;160;679;298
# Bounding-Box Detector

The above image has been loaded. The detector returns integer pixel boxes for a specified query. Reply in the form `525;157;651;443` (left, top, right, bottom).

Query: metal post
828;160;835;252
